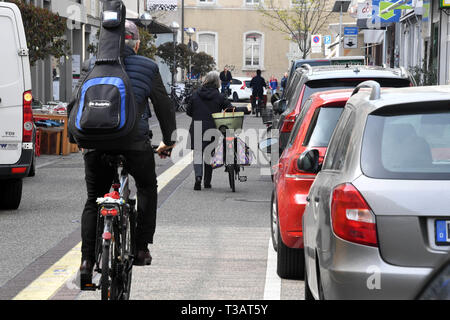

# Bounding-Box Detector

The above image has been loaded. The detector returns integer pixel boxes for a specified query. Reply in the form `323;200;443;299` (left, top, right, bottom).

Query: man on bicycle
79;20;176;286
249;69;267;114
219;66;233;96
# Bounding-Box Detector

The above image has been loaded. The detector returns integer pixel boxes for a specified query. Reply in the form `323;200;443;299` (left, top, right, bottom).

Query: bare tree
259;0;334;59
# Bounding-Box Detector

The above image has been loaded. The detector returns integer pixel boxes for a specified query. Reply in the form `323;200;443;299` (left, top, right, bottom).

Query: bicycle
168;85;185;112
81;146;160;300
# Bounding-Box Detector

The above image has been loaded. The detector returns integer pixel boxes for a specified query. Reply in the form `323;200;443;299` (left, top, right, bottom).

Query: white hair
202;71;220;89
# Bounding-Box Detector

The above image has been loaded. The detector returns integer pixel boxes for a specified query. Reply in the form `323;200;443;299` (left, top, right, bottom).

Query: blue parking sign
324;35;331;45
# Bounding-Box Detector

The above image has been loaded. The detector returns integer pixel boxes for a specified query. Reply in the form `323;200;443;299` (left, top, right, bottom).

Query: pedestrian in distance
77;20;176;286
269;75;278;95
280;72;288;94
187;71;251;191
249;69;267;115
219;66;233;97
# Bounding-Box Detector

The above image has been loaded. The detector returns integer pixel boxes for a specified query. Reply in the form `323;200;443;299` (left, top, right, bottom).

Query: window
198;32;217;64
322;109;353;171
303;107;344;147
244;32;263;68
246;0;261;5
361;104;450;180
286;97;314;148
198;0;215;4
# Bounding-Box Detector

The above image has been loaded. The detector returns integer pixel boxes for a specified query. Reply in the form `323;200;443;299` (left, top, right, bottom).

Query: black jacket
249;75;267;96
219;70;232;84
186;86;249;149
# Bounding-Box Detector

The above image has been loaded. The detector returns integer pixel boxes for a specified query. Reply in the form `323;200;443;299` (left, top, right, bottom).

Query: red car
271;89;353;279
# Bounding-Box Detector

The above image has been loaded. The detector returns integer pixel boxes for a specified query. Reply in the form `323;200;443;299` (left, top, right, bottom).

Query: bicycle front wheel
227;165;235;192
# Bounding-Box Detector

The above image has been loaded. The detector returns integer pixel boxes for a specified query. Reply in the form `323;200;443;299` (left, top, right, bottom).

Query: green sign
441;0;450;8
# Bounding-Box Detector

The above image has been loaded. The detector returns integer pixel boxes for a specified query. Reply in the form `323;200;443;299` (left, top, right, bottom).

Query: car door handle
314;196;320;202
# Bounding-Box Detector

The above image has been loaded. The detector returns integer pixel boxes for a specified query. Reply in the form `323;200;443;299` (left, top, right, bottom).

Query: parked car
270;89;352;279
302;82;450;299
0;2;34;210
229;77;267;102
273;65;415;154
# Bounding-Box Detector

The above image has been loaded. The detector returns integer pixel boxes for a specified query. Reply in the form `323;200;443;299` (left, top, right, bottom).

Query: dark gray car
302;83;450;300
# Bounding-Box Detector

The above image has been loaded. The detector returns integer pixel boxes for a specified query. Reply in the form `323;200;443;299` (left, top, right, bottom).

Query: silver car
301;82;450;299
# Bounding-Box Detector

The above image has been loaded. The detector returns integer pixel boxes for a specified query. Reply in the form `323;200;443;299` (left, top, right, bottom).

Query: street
0;104;304;301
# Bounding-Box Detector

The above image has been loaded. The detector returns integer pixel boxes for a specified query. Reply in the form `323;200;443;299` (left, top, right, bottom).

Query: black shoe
194;176;202;190
79;260;95;290
134;249;152;266
204;182;211;188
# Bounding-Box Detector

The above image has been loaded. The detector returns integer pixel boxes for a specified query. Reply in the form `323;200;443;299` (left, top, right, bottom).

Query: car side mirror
298;149;320;173
273;99;286;115
258;138;279;154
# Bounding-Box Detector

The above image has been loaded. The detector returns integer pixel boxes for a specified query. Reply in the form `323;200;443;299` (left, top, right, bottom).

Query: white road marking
263;238;281;300
13;151;193;300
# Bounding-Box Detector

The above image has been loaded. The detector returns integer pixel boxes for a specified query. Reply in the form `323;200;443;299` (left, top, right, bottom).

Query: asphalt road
0;102;304;301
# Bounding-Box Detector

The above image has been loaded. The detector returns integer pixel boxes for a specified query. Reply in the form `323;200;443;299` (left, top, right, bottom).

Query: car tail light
280;112;296;133
23;91;33;143
331;183;378;247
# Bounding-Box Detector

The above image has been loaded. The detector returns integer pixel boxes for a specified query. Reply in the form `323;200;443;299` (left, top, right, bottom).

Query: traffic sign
311;34;322;53
344;35;358;49
324;35;332;45
344;27;358;36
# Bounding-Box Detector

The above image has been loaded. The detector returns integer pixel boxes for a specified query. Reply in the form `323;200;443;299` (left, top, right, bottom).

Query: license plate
435;220;450;245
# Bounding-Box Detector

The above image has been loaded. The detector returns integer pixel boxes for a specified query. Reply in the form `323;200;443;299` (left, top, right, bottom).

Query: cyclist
79;20;176;287
249;69;267;115
219;66;232;97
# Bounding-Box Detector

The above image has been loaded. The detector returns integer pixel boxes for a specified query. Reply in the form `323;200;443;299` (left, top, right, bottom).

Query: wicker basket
212;108;244;133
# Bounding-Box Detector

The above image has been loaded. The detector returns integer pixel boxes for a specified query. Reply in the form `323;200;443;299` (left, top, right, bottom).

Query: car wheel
0;179;23;210
270;192;278;251
276;222;305;280
232;92;239;102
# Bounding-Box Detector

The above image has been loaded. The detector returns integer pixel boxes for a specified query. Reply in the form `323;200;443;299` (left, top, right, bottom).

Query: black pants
81;149;157;261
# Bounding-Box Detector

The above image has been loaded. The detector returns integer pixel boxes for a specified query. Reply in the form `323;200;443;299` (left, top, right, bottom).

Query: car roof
348;85;450;115
295;65;409;81
306;89;354;109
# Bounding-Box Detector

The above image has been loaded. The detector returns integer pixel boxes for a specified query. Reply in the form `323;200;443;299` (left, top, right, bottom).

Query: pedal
239;176;247;182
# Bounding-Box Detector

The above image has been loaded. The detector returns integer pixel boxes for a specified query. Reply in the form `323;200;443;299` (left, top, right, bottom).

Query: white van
0;2;34;210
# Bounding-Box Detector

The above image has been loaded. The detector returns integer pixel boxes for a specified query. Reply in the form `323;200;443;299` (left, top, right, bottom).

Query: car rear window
361;104;450;180
301;78;412;107
303;107;344;147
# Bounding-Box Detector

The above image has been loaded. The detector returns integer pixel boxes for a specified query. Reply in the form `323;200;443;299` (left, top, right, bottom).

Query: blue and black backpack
69;0;141;150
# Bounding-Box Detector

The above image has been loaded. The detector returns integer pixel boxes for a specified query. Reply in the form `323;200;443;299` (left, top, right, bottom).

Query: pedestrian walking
269;75;278;95
280;72;288;93
187;71;250;191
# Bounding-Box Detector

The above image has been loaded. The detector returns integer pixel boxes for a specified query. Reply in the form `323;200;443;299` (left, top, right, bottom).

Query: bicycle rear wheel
101;243;111;300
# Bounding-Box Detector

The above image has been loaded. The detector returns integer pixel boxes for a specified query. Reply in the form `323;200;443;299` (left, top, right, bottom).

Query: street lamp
332;0;351;57
185;27;195;82
170;21;180;87
139;12;152;27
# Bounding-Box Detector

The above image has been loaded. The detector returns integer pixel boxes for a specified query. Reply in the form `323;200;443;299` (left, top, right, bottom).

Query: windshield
301;78;412;107
361;108;450;180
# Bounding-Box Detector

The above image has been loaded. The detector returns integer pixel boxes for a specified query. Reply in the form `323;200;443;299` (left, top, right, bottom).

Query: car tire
232;92;239;102
304;266;315;300
276;222;305;280
28;154;36;177
0;179;23;210
270;192;278;252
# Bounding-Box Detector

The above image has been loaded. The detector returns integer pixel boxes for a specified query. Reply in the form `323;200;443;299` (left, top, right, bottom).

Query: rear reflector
12;167;27;174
